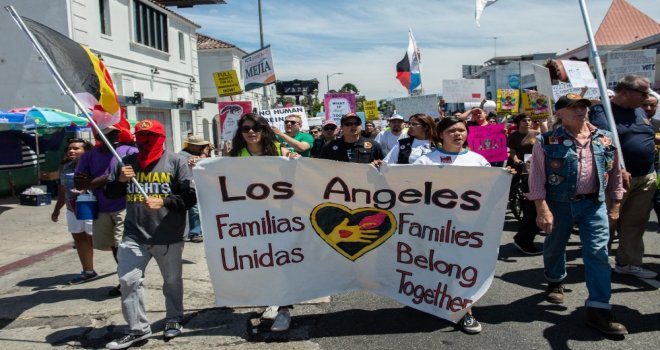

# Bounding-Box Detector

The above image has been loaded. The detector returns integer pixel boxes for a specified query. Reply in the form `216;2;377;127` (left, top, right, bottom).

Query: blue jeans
187;204;202;238
543;199;611;310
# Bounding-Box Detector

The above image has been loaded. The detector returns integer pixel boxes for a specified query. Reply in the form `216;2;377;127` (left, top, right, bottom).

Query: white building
0;0;207;151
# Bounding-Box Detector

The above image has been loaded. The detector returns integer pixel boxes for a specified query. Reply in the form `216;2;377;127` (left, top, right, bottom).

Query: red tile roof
196;33;237;50
594;0;660;46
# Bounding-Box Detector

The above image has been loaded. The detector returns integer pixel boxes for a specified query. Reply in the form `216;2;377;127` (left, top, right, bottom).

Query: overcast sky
174;0;660;101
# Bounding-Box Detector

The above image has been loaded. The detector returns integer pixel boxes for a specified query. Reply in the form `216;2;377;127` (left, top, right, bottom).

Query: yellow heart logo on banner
310;203;396;261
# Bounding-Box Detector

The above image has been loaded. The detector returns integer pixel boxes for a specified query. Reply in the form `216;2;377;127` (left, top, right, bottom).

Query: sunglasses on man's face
342;121;361;127
323;126;337;131
240;124;264;133
284;120;299;125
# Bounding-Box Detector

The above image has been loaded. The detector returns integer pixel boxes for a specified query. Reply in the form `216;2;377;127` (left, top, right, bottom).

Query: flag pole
577;0;625;169
410;30;423;95
5;5;149;197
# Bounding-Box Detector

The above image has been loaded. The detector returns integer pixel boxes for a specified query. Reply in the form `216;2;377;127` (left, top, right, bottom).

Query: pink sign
467;124;508;163
218;101;252;141
324;93;356;125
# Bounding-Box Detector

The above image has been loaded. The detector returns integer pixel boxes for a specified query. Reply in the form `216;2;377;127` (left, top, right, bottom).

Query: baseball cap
322;120;337;127
134;119;166;135
340;112;361;124
389;114;404;121
186;135;210;146
554;93;591;111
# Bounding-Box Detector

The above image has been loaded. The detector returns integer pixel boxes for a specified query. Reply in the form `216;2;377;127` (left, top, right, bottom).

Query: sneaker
106;332;151;349
163;321;183;339
189;235;203;243
270;308;291;332
261;305;279;320
513;240;543;255
69;271;99;285
614;264;658;279
545;282;565;304
108;284;121;297
459;314;482;334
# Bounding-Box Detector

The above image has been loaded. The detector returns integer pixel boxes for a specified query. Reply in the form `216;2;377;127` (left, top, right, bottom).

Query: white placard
193;157;511;323
551;82;600;101
442;79;485;103
392;94;439;118
561;60;598;88
606;49;656;89
259;106;308;131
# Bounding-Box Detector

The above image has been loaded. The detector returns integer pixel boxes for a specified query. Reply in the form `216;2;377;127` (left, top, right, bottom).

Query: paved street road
0;197;657;349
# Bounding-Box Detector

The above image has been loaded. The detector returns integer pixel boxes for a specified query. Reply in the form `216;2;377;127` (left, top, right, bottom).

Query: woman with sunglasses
228;113;296;332
375;113;438;166
51;138;98;284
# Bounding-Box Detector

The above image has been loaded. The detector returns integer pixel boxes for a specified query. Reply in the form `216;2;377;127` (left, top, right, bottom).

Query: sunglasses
240;124;264;133
284;120;299;125
409;122;425;127
630;88;650;97
342;121;361;127
323;126;337;131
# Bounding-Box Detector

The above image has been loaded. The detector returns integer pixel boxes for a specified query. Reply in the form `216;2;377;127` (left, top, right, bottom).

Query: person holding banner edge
229;113;299;332
527;93;628;336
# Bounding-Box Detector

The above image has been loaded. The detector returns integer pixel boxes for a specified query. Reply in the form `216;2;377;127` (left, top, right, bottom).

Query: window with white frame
133;0;168;52
178;32;185;61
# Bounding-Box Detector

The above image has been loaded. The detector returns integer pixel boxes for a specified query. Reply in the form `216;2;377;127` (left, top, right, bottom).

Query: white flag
475;0;499;26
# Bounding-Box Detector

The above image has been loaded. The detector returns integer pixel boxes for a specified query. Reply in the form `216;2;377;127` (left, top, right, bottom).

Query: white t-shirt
374;130;408;155
383;138;436;164
413;148;491;167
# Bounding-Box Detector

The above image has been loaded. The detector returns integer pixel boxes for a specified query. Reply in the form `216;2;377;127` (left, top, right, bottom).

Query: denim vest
539;126;616;203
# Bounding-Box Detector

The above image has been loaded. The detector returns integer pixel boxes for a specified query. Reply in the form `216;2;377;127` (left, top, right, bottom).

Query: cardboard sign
442;80;485;103
551;82;600;101
218;101;252;141
242;45;276;91
467;124;508;162
561;60;597;88
193;157;511;323
213;70;242;97
606;49;656;89
496;89;519;114
324;93;357;125
363;100;379;121
392;94;440;117
259;106;309;131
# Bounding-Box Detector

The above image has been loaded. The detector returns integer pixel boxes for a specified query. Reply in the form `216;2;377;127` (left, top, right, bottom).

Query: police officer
318;112;384;163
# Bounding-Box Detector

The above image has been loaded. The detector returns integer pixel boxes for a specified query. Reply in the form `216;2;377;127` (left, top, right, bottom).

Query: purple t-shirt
75;145;138;213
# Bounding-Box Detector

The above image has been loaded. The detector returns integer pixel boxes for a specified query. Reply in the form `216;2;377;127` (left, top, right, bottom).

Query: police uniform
318;135;384;163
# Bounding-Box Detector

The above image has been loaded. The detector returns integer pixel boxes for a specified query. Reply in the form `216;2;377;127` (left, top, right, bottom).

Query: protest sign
363;100;379;121
496;89;519;114
213;70;242;97
533;64;554;105
442;79;485;103
522;92;550;120
242;45;276;91
193;157;510;322
551;82;600;101
606;49;656;89
218;101;252;141
561;60;597;88
324;93;356;125
259;106;308;131
467;124;507;163
392;94;439;117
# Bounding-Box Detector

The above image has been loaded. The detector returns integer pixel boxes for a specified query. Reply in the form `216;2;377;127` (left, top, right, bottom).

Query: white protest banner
442;79;485;103
551;82;600;101
218;101;252;141
324;93;356;125
561;60;597;88
392;94;439;117
242;45;276;91
606;49;656;89
259;106;308;131
193;157;510;322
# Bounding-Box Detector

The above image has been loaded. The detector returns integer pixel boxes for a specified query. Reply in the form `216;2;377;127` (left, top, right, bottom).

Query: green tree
339;83;359;95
